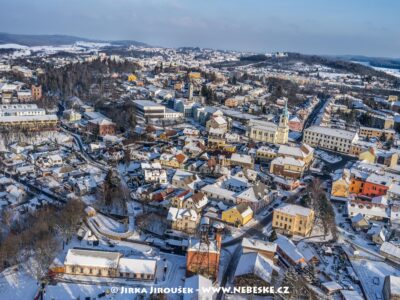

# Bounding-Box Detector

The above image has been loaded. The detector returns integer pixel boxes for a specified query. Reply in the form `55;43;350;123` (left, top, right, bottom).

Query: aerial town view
0;1;399;299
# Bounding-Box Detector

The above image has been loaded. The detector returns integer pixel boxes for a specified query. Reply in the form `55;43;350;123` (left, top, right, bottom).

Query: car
273;203;280;208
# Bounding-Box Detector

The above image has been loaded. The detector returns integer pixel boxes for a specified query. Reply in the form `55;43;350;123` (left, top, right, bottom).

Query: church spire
283;99;288;118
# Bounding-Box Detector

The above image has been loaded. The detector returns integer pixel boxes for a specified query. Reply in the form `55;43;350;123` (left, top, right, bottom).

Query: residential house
272;204;315;237
275;234;306;266
351;213;370;231
221;203;253;226
241;238;277;262
270;156;306;180
167;207;200;234
233;252;279;289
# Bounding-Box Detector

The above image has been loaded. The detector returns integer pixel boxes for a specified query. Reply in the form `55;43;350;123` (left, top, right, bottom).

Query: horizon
1;31;399;60
0;0;399;58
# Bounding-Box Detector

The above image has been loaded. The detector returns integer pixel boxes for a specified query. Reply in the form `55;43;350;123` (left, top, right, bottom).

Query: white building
303;125;358;154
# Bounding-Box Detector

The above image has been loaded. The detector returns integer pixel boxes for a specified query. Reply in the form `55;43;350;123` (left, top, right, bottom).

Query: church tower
188;83;194;101
277;100;289;144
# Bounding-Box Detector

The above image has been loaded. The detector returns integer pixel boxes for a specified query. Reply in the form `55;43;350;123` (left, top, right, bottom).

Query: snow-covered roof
380;242;400;260
271;156;305;167
234;252;277;284
249;119;278;131
184;275;214;300
118;258;156;275
242;238;277;253
296;241;318;262
340;290;364;300
0;114;58;123
305;125;358;140
213;116;227;125
201;184;236;201
275;203;312;217
321;281;342;292
188;238;219;253
236;187;258;202
64;249;121;269
278;144;313;158
167;207;198;222
276;234;304;263
230;153;253;164
385;275;400;296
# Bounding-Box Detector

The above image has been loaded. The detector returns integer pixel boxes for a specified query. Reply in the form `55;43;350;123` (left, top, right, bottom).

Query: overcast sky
1;0;399;57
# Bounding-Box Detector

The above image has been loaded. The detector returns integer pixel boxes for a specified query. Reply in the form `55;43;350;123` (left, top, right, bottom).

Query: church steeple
277;99;289;144
279;99;289;127
283;99;288;118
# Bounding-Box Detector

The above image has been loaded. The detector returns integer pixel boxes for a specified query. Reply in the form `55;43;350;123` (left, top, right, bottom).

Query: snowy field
0;267;39;300
351;259;400;300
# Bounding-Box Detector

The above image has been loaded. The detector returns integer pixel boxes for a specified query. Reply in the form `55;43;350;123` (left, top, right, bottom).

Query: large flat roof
304;125;357;140
133;100;165;108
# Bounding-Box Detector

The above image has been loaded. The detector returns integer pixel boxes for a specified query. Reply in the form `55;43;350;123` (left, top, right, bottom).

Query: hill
0;32;147;47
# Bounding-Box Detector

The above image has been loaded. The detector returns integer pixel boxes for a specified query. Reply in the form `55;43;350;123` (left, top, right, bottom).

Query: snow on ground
315;149;342;164
44;282;128;300
351;259;400;300
0;267;39;300
333;204;383;258
0;131;73;152
95;214;126;233
0;43;29;49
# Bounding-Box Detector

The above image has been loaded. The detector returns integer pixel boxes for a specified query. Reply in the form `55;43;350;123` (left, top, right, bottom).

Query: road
216;209;274;298
59;125;109;171
222;211;273;247
302;97;329;133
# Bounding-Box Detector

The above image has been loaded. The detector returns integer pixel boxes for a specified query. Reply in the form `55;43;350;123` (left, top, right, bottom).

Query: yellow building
221;204;253;227
128;74;137;81
359;147;398;168
277;143;314;166
269;156;306;180
63;109;81;122
272;204;314;237
222;144;237;153
208;136;227;149
225;98;239;108
188;72;201;79
256;146;277;161
157;153;186;169
248;101;289;145
359;148;376;164
359;126;395;141
331;176;350;198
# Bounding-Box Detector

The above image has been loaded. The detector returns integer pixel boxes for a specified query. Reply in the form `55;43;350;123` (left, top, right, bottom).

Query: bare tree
27;235;60;281
56;199;85;245
307;179;337;240
281;268;318;300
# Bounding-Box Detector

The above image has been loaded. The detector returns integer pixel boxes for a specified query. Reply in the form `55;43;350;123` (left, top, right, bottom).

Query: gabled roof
242;238;277;253
64;249;121;269
236;187;258;202
234;252;277;284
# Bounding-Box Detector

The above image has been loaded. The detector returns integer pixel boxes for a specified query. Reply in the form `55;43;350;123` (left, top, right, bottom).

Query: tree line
0;199;84;280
